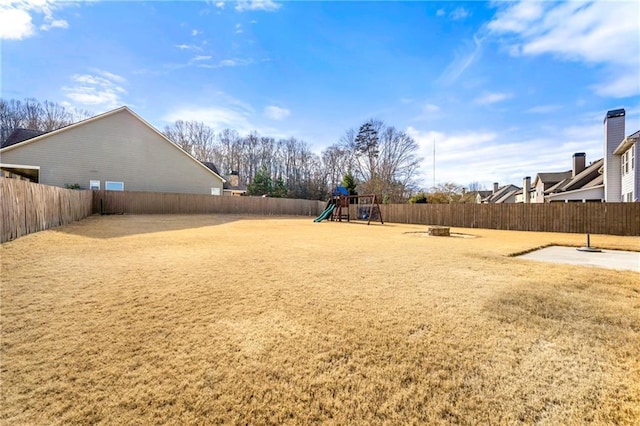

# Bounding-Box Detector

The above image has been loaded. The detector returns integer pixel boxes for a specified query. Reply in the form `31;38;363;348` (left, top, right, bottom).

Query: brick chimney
523;176;531;203
493;182;499;194
603;109;625;202
228;171;239;187
572;153;586;177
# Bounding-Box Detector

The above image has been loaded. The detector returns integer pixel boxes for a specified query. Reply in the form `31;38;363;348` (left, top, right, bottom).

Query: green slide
313;204;335;222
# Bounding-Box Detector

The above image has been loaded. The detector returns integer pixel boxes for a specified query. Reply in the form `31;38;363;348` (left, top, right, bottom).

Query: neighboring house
0;106;225;195
521;108;638;203
480;183;521;203
474;190;493;204
202;163;247;196
545;156;604;203
613;130;638;202
531;170;572;203
222;171;247;196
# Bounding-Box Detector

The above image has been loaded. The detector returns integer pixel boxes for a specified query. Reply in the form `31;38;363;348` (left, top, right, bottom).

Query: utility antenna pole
433;139;436;189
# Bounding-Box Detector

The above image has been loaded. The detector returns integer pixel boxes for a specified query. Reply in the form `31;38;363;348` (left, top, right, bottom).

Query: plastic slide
313;204;335;222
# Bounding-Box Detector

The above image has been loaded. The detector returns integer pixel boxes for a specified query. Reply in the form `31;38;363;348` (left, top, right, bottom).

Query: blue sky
1;0;639;189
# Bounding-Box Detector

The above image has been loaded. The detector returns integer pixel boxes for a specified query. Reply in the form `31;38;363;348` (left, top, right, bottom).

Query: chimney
572;153;586;177
603;109;625;202
228;170;239;187
493;182;499;194
523;176;531;203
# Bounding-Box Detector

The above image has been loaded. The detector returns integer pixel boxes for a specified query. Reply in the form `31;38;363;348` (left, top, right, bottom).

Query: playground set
314;186;384;225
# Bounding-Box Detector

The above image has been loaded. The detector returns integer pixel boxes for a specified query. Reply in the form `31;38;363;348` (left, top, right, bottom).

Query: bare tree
41;100;73;131
340;119;421;202
0;97;94;144
162;120;215;161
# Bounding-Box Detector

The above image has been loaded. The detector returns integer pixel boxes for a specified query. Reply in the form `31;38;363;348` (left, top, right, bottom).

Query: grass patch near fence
1;215;639;424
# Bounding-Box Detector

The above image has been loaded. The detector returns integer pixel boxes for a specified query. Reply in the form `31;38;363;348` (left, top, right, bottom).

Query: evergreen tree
341;172;358;196
247;166;273;196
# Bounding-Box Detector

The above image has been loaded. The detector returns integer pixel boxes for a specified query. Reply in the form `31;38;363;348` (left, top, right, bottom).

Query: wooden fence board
1;179;94;243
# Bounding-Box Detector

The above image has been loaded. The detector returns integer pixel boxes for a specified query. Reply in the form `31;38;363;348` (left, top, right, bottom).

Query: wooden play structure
314;187;384;225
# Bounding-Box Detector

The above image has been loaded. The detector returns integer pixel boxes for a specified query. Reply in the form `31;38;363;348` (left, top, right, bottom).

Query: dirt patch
403;231;478;238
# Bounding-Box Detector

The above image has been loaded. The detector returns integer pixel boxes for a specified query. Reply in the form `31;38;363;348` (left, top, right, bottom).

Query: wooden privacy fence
370;203;640;236
1;179;93;243
93;190;326;217
2;179;639;242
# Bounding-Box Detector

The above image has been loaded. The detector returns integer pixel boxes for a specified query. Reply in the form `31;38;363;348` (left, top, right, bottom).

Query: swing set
314;187;384;225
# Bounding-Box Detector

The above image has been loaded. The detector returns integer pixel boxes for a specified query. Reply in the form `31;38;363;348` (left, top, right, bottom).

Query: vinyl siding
1;109;223;195
621;145;634;201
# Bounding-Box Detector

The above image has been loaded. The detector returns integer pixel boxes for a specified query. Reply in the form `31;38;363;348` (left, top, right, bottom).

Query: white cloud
235;0;281;12
0;7;34;39
164;106;254;134
192;29;201;36
525;104;561;114
215;1;225;9
405;124;606;189
474;92;512;105
591;74;640;99
423;104;440;113
235;23;243;34
264;105;290;120
436;9;445;17
438;34;483;85
62;71;127;109
192;55;212;61
198;58;255;68
0;0;69;40
488;1;640;97
450;7;470;20
41;18;67;31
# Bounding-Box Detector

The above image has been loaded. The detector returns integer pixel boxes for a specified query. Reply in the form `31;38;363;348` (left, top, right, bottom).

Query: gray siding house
0;107;225;195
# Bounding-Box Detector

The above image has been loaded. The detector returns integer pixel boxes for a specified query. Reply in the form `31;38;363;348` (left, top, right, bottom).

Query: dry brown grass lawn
1;215;639;425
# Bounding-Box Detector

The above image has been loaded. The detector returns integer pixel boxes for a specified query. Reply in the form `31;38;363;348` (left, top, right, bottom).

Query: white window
211;187;221;196
89;180;100;190
631;146;635;171
105;181;124;191
621;151;628;175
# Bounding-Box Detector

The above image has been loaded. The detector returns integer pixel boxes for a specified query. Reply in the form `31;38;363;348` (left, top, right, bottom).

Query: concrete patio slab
517;246;639;272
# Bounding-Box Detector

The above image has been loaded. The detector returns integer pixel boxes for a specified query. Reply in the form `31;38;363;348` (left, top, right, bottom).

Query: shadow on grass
53;213;286;240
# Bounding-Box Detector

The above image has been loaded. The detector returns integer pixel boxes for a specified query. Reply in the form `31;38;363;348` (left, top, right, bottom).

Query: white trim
0;163;40;170
89;180;100;190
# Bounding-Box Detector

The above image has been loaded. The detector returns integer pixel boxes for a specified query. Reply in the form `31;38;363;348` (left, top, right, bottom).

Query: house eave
613;135;637;155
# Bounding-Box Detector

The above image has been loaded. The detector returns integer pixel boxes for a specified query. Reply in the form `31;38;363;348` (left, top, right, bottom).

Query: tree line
0;98;92;140
1;97;432;202
161;117;424;202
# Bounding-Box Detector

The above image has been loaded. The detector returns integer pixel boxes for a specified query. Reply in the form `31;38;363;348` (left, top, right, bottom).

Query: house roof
613;129;640;155
583;174;604;188
555;158;604;193
1;128;46;148
481;184;520;203
223;182;247;191
537;171;572;184
494;188;519;203
201;161;221;176
0;106;226;183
